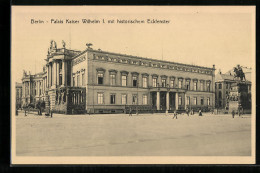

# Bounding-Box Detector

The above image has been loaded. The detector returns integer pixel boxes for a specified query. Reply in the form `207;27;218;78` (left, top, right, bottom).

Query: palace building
21;41;216;114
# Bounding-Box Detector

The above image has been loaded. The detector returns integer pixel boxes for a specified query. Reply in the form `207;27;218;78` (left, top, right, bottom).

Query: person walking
186;108;189;116
232;110;235;118
129;107;132;116
173;110;178;119
199;109;202;116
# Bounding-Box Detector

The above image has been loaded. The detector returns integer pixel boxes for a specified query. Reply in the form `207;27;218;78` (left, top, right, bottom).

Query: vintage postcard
11;6;256;164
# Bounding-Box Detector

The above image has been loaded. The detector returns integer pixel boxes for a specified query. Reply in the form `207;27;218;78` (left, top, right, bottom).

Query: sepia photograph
11;6;255;164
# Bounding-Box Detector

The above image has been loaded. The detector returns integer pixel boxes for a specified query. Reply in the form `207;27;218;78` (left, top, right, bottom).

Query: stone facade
20;41;216;114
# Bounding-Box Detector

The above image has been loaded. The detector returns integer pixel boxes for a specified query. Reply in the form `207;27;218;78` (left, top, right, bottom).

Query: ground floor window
194;97;197;105
143;95;148;105
186;96;190;105
132;94;137;105
201;98;204;105
110;94;116;104
178;96;182;105
122;94;127;104
97;93;104;104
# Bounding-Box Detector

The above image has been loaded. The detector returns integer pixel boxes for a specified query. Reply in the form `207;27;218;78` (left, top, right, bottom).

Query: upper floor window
97;73;104;85
194;82;197;91
207;83;211;92
153;78;157;87
122;75;127;86
178;80;183;89
162;79;166;87
77;74;80;86
73;76;75;87
226;84;229;89
82;72;85;86
186;80;190;90
110;74;116;86
133;76;138;87
170;80;174;88
143;77;147;88
200;82;204;91
219;83;222;89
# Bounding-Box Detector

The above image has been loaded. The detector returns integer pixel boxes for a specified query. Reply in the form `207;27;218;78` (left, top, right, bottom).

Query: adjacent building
20;40;216;114
215;66;251;112
15;82;22;109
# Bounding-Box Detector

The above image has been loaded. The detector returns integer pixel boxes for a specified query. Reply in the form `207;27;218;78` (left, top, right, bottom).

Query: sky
12;6;255;83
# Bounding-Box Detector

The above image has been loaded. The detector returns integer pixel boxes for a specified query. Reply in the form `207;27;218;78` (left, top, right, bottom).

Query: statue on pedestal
233;64;246;81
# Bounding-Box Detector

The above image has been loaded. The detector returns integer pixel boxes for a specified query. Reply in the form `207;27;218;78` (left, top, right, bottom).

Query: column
46;65;48;88
53;61;57;87
156;91;160;110
166;92;169;110
175;92;178;110
184;93;187;109
62;60;66;86
56;62;59;86
29;81;31;96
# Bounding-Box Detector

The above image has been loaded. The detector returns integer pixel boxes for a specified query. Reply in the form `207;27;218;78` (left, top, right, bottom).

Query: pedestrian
199;109;202;116
129;107;132;116
186;108;189;116
232;110;235;118
173;110;178;119
238;107;241;117
50;109;53;118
